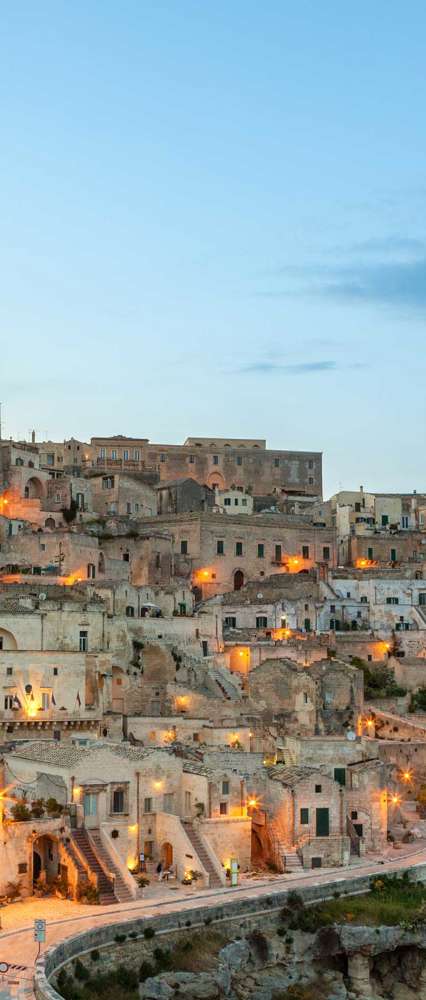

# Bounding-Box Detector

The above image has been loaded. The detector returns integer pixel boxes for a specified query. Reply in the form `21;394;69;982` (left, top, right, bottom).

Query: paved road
3;845;426;1000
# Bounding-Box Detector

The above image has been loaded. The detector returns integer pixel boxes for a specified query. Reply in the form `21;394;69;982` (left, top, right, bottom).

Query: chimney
31;430;35;444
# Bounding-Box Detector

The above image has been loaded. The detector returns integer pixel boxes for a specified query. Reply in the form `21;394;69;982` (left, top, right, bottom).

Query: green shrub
114;934;126;944
139;960;155;981
143;926;155;939
90;950;100;962
74;959;89;981
10;800;31;822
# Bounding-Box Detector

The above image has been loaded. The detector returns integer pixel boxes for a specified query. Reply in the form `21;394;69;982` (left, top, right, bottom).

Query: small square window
18;862;28;874
235;542;243;556
315;784;322;793
351;810;358;820
213;455;219;465
6;667;12;676
53;667;58;676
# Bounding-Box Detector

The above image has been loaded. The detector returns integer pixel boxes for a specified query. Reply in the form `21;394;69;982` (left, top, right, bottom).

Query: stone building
90;435;323;498
157;479;215;515
90;472;156;518
140;511;336;598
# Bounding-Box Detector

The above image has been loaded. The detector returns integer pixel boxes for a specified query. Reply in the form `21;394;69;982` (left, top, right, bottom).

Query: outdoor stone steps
71;829;118;904
182;821;223;887
89;831;134;902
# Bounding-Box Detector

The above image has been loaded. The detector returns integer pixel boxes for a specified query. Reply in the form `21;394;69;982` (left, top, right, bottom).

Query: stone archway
234;569;244;591
206;472;225;490
0;627;17;650
24;477;45;500
44;517;56;529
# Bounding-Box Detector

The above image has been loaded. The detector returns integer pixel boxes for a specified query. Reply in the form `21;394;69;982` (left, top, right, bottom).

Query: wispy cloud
259;238;426;310
235;360;336;376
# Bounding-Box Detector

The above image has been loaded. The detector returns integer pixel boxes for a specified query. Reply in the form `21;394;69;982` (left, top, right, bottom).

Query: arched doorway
32;834;59;890
24;477;44;500
234;570;244;591
161;842;173;868
206;472;225;490
44;517;56;529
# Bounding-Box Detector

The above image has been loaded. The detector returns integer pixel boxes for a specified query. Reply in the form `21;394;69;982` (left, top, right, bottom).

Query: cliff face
139;924;426;1000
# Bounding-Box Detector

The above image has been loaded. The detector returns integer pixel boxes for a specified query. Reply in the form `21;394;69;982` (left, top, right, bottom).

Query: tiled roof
6;740;159;767
267;765;322;787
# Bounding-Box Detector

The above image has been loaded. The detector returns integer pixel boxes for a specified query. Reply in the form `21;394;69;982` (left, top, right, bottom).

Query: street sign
0;962;9;974
34;919;46;943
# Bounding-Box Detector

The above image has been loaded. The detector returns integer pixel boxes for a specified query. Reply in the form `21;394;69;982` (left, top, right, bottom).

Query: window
351;811;358;820
235;542;243;556
100;448;106;459
217;540;224;555
224;616;236;628
160;453;166;462
224;497;231;506
303;692;308;704
79;630;88;652
185;791;192;813
155;553;161;569
163;793;174;813
330;604;336;613
0;638;3;650
222;780;230;795
275;544;282;562
236;456;242;466
213;455;219;465
300;808;309;825
315;784;322;793
302;545;310;559
126;502;131;514
304;618;311;632
134;449;140;461
257;543;264;558
368;547;374;560
126;605;135;617
6;666;12;676
87;563;96;579
111;450;117;460
381;514;389;526
189;454;195;464
41;692;50;711
123;450;129;461
18;862;28;874
4;695;14;710
355;502;361;512
242;498;247;506
334;767;346;787
193;732;200;742
219;801;228;815
361;595;368;604
112;788;125;813
234;498;239;506
386;597;399;605
323;546;330;560
308;460;313;469
53;667;58;676
102;475;114;489
256;616;268;628
123;551;130;562
419;593;426;606
308;477;314;485
402;515;409;529
274;458;279;467
180;540;188;555
390;548;397;562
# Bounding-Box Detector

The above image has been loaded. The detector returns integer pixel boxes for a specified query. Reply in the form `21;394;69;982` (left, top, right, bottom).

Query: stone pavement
3;842;426;1000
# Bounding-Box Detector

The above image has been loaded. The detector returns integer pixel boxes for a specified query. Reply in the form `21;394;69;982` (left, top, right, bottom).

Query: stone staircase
61;838;87;881
181;821;223;887
89;830;135;903
71;828;117;904
283;848;303;873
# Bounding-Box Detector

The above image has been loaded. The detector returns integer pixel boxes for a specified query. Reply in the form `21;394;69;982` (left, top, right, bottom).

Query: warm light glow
247;797;258;809
73;785;81;801
401;770;413;784
163;729;176;744
391;794;400;805
60;570;85;586
128;823;138;833
271;627;292;641
26;701;38;719
355;558;378;569
153;780;163;790
175;695;189;711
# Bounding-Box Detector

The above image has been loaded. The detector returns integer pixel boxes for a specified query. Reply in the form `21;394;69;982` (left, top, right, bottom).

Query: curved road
3;845;426;999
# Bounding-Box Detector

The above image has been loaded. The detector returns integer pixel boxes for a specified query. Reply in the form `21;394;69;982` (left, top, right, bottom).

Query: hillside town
0;431;424;909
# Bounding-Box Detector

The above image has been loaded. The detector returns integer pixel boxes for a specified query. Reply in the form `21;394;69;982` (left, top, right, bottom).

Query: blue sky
1;1;425;496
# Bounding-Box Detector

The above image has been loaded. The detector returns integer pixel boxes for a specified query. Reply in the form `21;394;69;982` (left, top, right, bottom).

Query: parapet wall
35;860;426;1000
